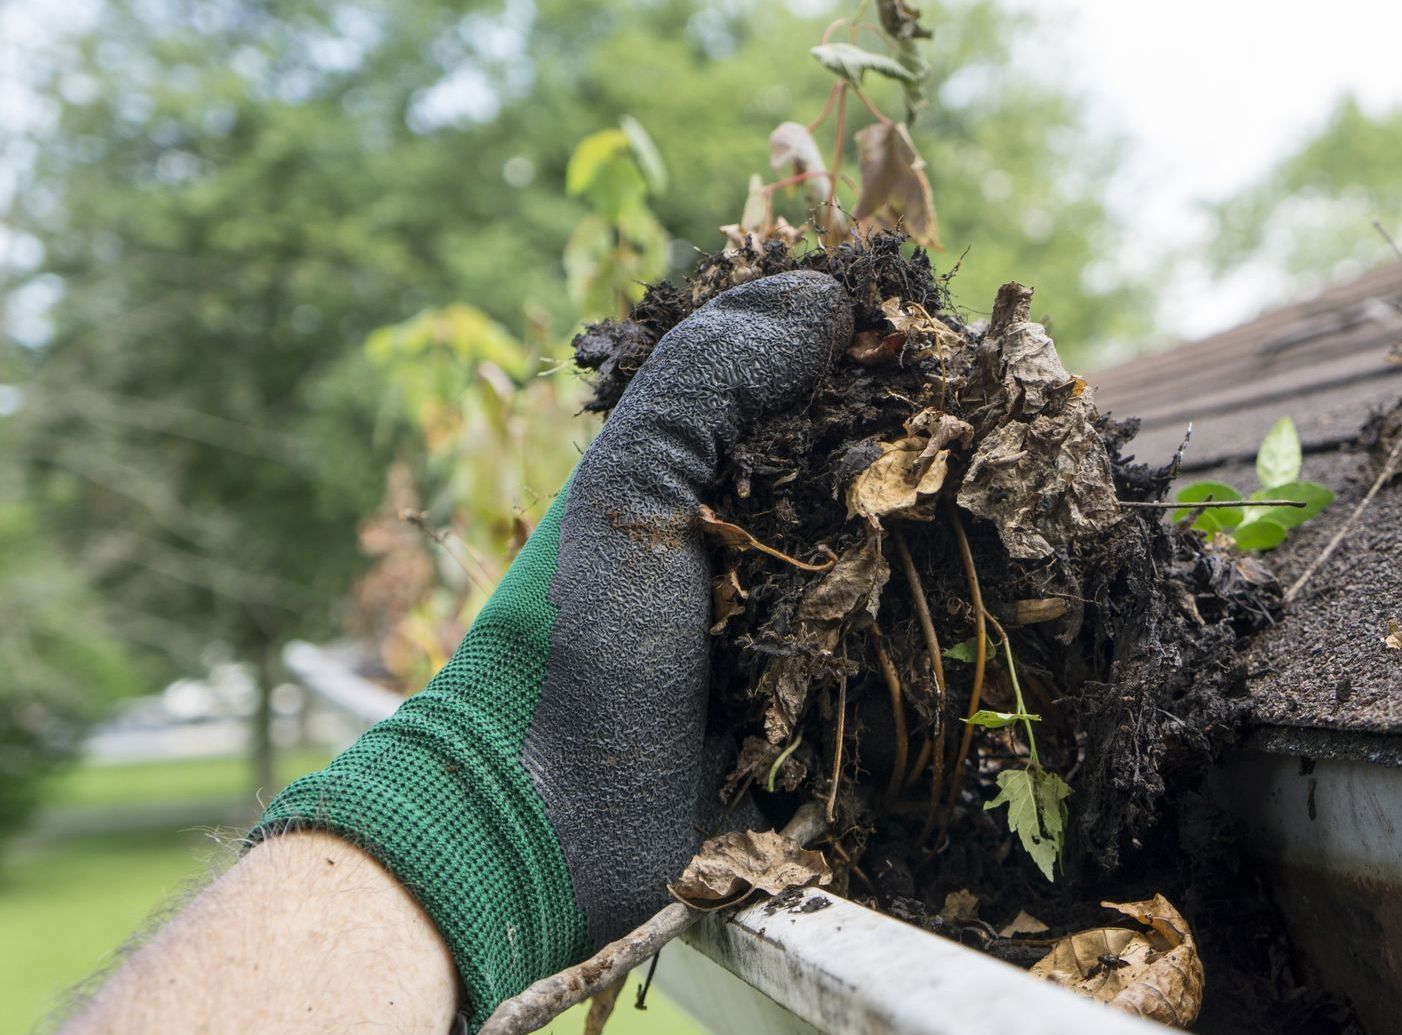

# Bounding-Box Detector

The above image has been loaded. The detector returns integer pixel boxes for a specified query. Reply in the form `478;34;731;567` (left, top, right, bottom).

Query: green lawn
1;754;705;1035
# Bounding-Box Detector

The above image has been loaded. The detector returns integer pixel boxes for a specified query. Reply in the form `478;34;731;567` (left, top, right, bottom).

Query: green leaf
984;767;1068;882
565;128;631;197
1232;518;1289;551
1256;416;1302;490
1172;481;1244;532
943;638;979;663
1247;481;1334;529
619;115;667;195
810;43;919;86
963;709;1040;729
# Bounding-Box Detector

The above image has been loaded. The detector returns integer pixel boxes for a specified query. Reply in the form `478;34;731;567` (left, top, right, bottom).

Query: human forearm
62;831;459;1035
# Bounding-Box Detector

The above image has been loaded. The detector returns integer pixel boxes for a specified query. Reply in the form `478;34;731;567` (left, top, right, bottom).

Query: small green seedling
1174;417;1333;551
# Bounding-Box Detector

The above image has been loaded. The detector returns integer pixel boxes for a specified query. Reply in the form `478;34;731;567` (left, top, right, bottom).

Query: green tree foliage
1211;97;1402;282
0;427;140;846
3;0;1148;773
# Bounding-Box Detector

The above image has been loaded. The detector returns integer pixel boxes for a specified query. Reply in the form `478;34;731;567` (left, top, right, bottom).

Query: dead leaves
669;829;832;911
955;283;1120;560
847;408;973;521
758;530;889;743
1384;618;1401;651
1031;895;1204;1028
854;121;940;250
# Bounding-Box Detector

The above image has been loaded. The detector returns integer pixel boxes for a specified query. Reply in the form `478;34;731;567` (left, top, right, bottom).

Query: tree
4;0;1148;793
1211;96;1402;288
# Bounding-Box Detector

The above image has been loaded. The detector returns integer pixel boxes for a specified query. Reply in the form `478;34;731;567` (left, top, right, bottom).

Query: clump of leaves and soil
574;230;1349;1034
569;4;1352;1031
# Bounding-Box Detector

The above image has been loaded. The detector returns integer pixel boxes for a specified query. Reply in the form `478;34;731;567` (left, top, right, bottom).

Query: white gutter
283;640;1166;1034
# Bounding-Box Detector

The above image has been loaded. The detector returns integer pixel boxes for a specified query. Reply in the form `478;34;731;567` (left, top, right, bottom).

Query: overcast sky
4;0;1401;347
1012;0;1402;343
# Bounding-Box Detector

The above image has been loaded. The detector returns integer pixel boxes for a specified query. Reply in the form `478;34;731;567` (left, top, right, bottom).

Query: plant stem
928;503;986;856
826;668;848;823
767;733;804;793
808;81;843;133
985;613;1038;766
1117;498;1306;510
827;85;849;213
850;84;893;126
873;624;908;809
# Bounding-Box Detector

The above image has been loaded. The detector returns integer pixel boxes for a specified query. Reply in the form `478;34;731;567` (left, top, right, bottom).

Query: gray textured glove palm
257;270;852;1027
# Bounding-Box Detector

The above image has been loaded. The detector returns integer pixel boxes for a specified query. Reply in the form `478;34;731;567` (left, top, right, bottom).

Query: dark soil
574;231;1361;1034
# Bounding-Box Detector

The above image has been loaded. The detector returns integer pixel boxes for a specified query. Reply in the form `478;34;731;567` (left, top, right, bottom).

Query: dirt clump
574;231;1352;1033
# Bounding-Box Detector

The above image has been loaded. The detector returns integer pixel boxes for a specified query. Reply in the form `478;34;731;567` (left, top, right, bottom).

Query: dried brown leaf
941;889;979;923
999;909;1050;938
956;399;1121;559
1030;894;1204;1029
847;328;906;366
710;568;748;635
1384;618;1401;650
769;121;832;210
669;829;832;911
847;408;973;521
759;530;890;742
853;122;940;249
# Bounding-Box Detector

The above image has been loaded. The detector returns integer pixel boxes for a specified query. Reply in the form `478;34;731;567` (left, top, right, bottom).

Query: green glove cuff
251;488;587;1029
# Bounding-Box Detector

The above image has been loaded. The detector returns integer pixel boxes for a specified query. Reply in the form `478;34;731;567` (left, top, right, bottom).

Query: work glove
254;271;852;1028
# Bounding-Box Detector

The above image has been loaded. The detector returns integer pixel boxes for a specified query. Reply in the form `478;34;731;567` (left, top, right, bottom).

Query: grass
44;747;335;811
1;753;704;1035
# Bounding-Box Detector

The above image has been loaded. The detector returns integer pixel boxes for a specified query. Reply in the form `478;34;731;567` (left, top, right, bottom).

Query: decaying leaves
669;829;832;911
711;568;748;635
941;889;979;923
853;122;940;250
999;910;1049;938
758;530;889;742
847;408;973;521
954;285;1120;559
880;296;963;355
1384;618;1401;651
769;121;832;208
1031;895;1204;1028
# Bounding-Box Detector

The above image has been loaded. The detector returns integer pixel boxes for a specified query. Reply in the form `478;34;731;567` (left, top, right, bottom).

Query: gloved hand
254;271;852;1028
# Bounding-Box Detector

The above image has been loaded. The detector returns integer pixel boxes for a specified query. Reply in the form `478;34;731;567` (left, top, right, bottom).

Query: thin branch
825;667;848;823
850;84;894;126
807;81;843;133
1374;219;1402;262
892;525;949;835
826;85;849;213
1285;432;1402;605
928;503;986;857
478;804;829;1035
401;510;496;595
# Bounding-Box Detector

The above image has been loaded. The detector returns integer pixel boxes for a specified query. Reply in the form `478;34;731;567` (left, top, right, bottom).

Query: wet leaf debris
573;231;1343;1031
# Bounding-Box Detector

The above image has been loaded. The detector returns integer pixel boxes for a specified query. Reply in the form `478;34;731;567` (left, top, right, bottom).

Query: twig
827;85;848;213
1116;498;1306;510
1285;432;1402;605
1374;219;1402;262
892;525;949;840
478;804;829;1035
583;979;624;1035
400;509;496;595
825;668;848;823
767;733;803;793
873;625;909;809
927;503;987;857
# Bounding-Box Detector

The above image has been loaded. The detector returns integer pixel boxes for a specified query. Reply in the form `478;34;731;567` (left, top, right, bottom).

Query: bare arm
62;831;460;1035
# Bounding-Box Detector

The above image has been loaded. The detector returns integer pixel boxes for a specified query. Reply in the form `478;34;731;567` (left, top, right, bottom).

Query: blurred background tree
2;0;1152;813
1210;96;1402;289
